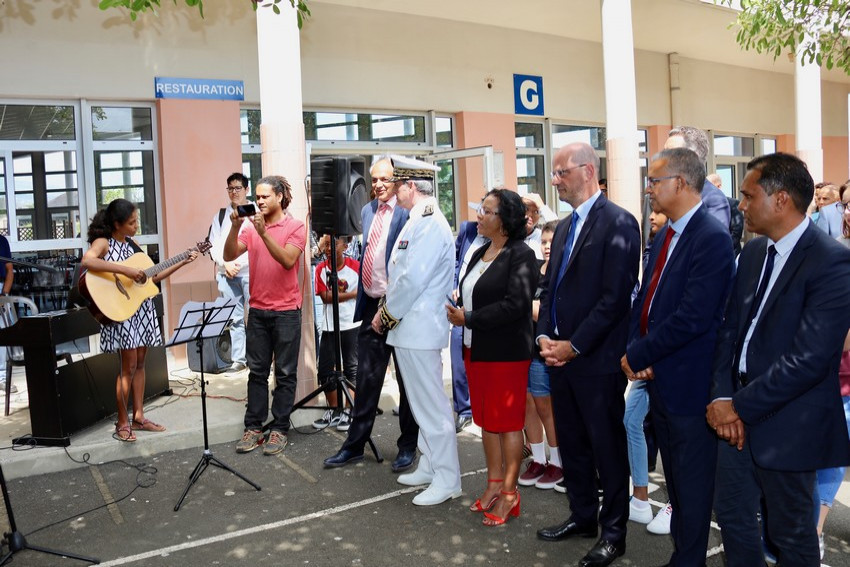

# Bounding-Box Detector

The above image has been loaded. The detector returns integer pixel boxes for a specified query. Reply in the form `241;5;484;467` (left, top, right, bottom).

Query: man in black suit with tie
622;148;734;566
536;142;641;567
707;153;850;566
324;157;419;472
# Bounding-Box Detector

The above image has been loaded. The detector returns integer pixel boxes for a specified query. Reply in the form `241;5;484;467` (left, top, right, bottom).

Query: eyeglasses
844;202;850;211
226;186;245;193
551;164;587;179
480;207;499;217
371;177;396;186
646;175;679;188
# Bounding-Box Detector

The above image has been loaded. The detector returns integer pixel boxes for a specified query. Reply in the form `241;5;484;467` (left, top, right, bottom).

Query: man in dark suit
665;126;731;229
324;157;419;472
621;148;734;566
535;142;640;567
707;152;850;566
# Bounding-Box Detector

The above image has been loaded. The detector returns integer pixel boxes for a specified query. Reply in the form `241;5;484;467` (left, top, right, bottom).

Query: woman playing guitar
82;199;198;442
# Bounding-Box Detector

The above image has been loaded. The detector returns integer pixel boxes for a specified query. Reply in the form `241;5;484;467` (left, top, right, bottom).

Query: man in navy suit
621;148;734;566
707;153;850;566
665;126;731;229
535;142;640;567
324;157;419;471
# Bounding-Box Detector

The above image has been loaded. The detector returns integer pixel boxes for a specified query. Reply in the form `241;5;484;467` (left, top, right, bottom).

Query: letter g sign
513;74;544;116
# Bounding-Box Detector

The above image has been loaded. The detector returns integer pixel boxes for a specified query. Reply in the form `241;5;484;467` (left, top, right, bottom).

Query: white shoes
647;502;672;535
628;497;653;524
412;485;462;506
397;469;434;487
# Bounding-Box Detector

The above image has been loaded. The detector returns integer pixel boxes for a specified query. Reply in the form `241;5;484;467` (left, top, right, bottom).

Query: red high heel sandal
469;478;503;512
482;489;520;526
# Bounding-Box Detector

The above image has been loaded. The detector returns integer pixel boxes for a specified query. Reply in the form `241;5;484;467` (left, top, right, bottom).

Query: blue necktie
550;211;579;333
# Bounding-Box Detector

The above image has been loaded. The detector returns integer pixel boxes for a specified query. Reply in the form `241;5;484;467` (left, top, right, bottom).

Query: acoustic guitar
79;240;212;324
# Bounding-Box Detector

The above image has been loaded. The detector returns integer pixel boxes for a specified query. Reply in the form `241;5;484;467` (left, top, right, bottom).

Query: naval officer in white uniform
372;155;462;506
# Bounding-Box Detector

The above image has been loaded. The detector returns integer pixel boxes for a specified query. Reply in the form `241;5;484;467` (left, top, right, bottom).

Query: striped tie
361;204;389;290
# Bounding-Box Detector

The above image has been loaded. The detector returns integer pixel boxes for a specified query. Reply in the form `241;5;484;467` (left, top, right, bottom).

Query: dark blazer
537;195;641;376
627;206;734;416
454;221;480;288
352;199;409;322
701;180;731;229
458;239;538;362
711;222;850;471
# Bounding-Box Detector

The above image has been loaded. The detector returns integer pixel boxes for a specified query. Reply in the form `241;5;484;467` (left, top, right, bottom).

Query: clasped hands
706;399;745;450
538;337;577;366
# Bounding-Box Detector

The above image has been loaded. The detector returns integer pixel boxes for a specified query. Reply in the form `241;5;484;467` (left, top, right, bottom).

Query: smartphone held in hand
236;203;257;217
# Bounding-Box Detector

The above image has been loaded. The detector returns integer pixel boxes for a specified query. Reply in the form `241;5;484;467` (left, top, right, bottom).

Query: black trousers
550;369;630;543
341;295;418;454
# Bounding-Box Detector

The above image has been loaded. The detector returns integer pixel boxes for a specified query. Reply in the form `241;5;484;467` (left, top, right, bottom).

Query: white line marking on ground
98;468;487;566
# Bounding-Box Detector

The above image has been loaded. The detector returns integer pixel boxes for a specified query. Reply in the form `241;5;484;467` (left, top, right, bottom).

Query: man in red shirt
224;175;306;456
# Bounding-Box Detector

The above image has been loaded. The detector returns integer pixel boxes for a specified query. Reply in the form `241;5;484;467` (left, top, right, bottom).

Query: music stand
167;298;261;511
0;460;99;565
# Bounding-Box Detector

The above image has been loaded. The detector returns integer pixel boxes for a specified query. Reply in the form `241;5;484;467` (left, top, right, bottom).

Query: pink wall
647;125;671;157
824;136;849;185
156;99;243;358
455;112;518;223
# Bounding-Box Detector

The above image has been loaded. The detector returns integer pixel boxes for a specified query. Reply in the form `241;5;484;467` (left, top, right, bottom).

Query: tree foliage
98;0;311;27
718;0;850;75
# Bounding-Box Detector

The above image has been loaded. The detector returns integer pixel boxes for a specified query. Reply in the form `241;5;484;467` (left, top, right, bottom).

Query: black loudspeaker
311;156;369;236
187;333;232;374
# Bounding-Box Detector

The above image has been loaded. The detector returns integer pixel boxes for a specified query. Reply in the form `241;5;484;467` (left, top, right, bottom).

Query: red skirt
464;348;530;433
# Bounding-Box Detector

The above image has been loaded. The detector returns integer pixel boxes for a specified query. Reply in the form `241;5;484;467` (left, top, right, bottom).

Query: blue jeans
624;380;650;487
244;308;300;433
816;395;850;507
449;325;471;417
217;273;249;364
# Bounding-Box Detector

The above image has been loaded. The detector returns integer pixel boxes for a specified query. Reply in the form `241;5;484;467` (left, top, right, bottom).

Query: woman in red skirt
446;188;538;526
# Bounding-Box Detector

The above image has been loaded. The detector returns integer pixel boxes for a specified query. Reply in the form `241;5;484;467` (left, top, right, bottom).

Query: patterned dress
99;238;162;352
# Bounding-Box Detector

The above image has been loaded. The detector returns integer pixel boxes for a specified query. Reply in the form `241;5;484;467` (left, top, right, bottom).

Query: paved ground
1;356;848;566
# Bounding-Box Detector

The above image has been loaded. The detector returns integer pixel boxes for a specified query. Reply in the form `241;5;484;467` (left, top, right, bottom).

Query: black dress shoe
323;448;364;469
579;538;625;567
455;414;472;432
536;519;597;542
391;449;416;472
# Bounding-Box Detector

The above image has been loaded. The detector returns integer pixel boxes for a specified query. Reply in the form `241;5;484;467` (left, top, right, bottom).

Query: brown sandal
115;425;136;443
132;418;166;432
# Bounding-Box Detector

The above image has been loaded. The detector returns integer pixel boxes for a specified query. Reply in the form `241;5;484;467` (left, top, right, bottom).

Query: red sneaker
534;464;564;490
518;461;547;486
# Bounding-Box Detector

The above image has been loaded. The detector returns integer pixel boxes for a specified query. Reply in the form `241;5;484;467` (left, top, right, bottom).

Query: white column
256;6;317;395
794;42;824;183
601;0;641;224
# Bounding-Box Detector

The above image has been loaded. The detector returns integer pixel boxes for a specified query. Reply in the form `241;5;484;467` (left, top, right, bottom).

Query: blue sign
513;74;544;116
154;77;244;101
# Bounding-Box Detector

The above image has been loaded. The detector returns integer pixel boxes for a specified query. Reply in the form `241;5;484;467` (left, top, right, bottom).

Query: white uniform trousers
394;348;461;492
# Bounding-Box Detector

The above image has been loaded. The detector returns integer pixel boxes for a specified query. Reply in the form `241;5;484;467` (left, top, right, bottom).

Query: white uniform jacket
386;196;454;351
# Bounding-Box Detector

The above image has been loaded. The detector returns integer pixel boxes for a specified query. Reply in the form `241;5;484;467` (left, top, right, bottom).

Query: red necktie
640;227;675;336
361;204;389;290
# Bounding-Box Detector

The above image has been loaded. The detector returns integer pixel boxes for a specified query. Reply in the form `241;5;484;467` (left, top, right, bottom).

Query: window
515;122;547;201
240;109;262;193
714;135;755;157
91;107;153;141
761;138;777;154
304;112;427;144
552;124;606;151
93;150;157;234
0;104;75;141
436;116;453;148
13;150;79;241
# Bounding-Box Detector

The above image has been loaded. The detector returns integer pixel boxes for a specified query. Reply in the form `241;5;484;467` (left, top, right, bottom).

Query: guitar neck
143;248;194;278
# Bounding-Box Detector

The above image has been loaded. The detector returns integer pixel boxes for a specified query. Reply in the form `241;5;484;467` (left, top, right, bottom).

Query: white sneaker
647;502;672;535
628;497;653;524
336;409;351;432
819;533;825;560
312;409;336;429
